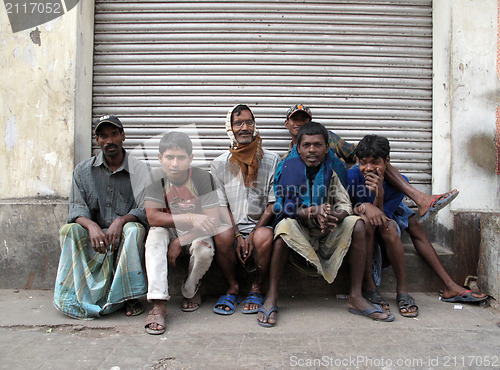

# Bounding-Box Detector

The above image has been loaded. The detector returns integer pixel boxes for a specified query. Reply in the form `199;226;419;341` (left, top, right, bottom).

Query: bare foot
417;189;459;217
257;300;278;327
347;295;392;321
441;287;488;302
182;291;201;312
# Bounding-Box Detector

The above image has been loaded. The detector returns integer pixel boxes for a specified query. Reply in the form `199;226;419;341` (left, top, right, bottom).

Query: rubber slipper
213;294;240;315
441;289;488;303
257;306;278;328
348;304;394;322
241;292;264;314
419;190;459;223
397;293;419;317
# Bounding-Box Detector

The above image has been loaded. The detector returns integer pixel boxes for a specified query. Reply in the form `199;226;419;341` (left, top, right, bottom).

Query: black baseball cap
286;104;312;119
94;115;123;134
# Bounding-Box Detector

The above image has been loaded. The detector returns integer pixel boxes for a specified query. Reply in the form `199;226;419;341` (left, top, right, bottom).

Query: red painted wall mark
496;107;500;175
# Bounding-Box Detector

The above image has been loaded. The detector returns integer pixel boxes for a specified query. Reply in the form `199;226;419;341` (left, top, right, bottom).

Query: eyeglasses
233;119;255;128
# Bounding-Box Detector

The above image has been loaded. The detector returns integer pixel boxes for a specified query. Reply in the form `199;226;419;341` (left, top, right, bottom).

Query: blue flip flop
241;292;264;314
419;190;459;223
257;305;278;328
441;289;488;303
348;304;394;322
213;294;240;315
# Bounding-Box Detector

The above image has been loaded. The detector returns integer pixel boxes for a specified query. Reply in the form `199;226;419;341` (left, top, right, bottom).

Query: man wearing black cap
53;115;149;319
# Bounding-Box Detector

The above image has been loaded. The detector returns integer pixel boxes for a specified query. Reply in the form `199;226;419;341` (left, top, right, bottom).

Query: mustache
104;144;118;150
238;130;253;135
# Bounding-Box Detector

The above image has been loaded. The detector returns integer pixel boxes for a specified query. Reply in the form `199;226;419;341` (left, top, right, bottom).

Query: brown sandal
144;308;166;335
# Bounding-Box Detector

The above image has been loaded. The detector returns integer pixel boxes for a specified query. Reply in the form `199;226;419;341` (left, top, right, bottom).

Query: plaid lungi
53;222;146;319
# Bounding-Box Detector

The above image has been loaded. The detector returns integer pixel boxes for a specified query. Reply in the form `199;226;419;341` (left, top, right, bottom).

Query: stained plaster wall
434;0;500;227
1;9;76;198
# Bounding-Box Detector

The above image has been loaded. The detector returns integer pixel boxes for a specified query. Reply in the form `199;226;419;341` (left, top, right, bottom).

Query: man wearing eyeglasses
210;105;279;316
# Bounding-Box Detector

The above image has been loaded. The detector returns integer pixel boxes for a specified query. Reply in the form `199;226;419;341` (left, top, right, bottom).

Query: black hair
297;121;329;146
231;104;255;123
355;135;390;160
159;131;193;155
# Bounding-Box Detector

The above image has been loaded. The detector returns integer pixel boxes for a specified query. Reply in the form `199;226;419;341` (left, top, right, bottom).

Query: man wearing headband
283;104;458;223
54;115;148;319
210;105;279;315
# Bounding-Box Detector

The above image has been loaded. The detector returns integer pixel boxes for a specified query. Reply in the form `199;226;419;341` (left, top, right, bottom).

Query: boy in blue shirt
347;135;487;318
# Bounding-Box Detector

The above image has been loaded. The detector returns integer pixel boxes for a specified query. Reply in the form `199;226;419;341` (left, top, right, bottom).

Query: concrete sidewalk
0;289;499;369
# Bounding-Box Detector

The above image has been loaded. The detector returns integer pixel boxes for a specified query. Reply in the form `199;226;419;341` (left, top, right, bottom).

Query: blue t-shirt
347;164;407;219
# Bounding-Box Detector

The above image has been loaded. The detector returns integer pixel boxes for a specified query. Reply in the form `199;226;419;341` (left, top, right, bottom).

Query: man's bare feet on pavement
347;295;392;321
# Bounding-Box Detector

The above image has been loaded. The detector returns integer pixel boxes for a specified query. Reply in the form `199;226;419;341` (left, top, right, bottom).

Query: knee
273;236;287;251
213;228;234;252
123;222;145;237
252;227;273;251
379;222;399;243
363;220;375;236
353;220;366;240
145;227;170;250
60;223;86;237
193;240;215;262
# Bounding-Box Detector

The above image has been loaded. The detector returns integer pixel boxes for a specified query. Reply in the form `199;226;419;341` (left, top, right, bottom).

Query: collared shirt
283;131;356;165
210;149;279;234
68;151;148;228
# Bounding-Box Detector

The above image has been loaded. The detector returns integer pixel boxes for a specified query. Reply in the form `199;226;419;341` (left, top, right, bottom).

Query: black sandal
396;293;419;317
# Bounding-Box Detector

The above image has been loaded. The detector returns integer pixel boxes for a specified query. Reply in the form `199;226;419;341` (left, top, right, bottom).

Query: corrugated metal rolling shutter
92;0;432;191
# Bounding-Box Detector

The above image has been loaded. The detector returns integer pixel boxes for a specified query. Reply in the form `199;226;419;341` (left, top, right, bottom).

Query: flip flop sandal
257;306;278;328
241;292;264;314
363;289;390;311
441;289;488;303
144;308;166;335
419;190;459;223
124;299;144;316
348;304;394;322
397;293;419;317
213;294;240;315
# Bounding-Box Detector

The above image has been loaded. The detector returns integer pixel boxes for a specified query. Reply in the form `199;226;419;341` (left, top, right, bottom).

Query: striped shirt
210;149;279;234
